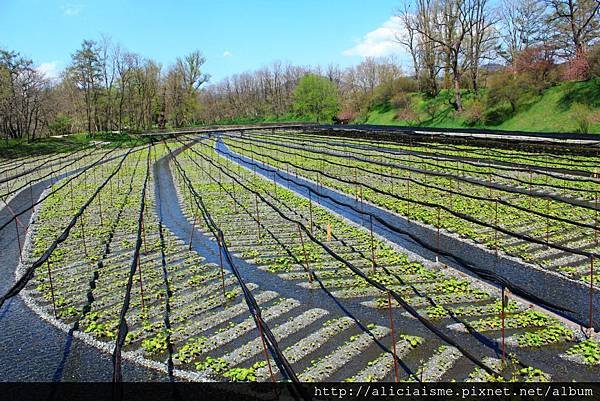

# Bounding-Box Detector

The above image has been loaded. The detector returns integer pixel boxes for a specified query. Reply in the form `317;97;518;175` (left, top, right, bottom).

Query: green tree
293;74;340;122
69;40;102;135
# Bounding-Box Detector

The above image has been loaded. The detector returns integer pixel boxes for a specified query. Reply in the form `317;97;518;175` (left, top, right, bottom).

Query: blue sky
0;0;411;82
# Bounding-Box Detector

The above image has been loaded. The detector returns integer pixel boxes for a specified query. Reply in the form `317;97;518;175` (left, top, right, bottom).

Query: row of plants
23;143;291;382
226;135;598;286
168;139;584;382
273;131;599;175
1;145;126;201
249;132;600;200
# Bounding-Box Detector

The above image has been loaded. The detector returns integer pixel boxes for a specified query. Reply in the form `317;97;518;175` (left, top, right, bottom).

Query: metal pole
495;198;499;258
14;219;22;263
255;193;261;242
138;256;146;312
80;218;88;258
29;181;34;208
297;224;313;283
354;167;358;201
407;175;411;220
217;233;226;299
141;212;147;255
188;213;197;251
256;319;276;383
436;206;441;253
546;196;550;245
47;260;57;317
387;290;399;382
309;191;314;234
369;215;376;273
501;286;506;363
595;192;598;245
590;256;595;330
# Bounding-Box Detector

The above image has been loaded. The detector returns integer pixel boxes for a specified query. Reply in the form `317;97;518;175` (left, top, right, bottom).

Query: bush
390;92;411;109
588;44;600;78
486;72;523;113
371;77;419;108
422;101;439;121
394;108;419;125
48;114;72;136
484;104;514;126
394;76;419;93
462;100;485;126
512;46;557;91
564;49;590;81
572;103;591;133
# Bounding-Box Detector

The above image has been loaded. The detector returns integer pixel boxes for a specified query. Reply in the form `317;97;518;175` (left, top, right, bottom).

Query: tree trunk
453;77;463;112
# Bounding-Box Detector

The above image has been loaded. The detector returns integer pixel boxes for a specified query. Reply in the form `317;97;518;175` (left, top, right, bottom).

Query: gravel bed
349;335;423;382
416;345;463;381
219;308;328;368
298;326;389;382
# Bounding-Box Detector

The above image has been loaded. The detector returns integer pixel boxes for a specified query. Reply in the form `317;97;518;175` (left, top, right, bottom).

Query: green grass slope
365;79;600;134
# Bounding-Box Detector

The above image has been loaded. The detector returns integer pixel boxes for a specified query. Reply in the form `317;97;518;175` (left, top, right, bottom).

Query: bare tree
465;0;498;92
546;0;600;56
498;0;548;62
0;50;49;140
99;35;117;131
176;51;209;92
396;3;421;81
410;0;480;111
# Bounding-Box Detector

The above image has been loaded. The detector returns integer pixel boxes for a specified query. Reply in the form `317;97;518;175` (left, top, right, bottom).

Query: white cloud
343;16;409;58
36;61;62;80
61;4;82;16
222;51;233;58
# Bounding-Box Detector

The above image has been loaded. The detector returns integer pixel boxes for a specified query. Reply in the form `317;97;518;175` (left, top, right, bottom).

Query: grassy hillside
365;78;600;134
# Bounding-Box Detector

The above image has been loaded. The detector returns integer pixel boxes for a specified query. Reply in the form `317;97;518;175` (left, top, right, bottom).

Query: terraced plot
1;128;599;383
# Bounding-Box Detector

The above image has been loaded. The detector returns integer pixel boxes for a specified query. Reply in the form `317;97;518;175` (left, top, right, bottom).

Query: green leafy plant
223;361;267;382
141;330;170;355
566;339;600;365
174;336;210;364
195;356;230;373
